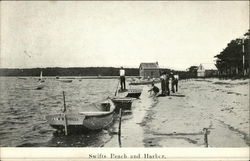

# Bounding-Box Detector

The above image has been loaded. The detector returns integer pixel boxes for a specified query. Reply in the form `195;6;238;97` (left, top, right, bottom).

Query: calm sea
0;77;119;147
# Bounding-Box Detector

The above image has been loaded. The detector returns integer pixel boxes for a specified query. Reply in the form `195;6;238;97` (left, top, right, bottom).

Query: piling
62;91;68;135
203;128;209;147
118;108;122;147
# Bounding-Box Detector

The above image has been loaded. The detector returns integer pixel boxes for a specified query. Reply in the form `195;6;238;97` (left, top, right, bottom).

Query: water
0;77;119;147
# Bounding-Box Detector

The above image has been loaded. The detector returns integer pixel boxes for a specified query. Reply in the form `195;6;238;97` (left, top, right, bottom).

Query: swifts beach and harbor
0;1;249;150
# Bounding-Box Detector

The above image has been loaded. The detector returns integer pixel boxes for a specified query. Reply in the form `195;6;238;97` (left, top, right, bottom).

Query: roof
139;62;159;69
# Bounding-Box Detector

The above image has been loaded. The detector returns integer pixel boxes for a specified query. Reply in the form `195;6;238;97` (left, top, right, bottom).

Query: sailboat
39;71;45;82
35;71;45;90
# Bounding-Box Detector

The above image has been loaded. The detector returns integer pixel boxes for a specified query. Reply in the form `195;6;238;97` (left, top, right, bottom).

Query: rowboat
111;97;134;112
59;79;73;83
35;83;45;90
129;79;161;85
117;88;142;99
45;99;115;132
125;88;142;99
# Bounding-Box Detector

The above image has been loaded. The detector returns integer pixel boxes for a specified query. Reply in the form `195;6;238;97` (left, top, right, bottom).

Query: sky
0;1;249;70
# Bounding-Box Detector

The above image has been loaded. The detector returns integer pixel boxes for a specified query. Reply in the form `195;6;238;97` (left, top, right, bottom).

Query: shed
139;62;160;79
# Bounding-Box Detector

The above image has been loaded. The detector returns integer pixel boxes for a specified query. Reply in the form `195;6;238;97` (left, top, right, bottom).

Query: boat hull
36;84;45;90
129;80;161;85
126;92;141;99
47;113;114;132
111;97;133;112
46;99;115;133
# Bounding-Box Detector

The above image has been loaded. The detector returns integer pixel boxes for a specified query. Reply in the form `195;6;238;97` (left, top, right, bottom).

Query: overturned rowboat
45;99;115;133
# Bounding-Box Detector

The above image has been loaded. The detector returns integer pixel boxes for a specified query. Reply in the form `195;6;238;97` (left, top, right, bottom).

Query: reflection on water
0;77;119;147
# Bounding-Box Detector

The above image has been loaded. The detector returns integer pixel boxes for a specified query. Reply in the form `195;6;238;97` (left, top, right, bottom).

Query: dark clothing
152;86;159;94
149;86;159;94
161;79;166;95
120;76;126;90
174;79;178;92
165;78;170;95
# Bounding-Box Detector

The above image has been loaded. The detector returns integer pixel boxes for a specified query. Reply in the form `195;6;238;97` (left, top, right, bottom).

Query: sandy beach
105;78;249;147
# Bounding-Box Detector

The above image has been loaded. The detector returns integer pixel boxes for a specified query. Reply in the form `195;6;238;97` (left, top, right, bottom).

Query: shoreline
141;78;249;147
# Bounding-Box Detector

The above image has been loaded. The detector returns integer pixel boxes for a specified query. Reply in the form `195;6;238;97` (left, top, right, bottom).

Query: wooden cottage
139;62;160;79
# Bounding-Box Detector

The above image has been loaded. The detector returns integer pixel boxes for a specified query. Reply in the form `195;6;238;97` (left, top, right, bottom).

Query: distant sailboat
39;71;45;82
35;71;45;90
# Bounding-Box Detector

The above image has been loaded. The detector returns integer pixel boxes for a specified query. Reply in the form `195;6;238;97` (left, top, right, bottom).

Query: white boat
35;83;45;90
46;99;115;132
39;71;45;82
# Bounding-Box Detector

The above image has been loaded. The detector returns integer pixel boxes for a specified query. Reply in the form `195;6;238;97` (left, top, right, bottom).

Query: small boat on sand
46;99;115;132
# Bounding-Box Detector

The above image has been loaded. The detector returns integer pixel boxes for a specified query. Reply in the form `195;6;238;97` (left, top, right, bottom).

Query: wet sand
105;78;249;147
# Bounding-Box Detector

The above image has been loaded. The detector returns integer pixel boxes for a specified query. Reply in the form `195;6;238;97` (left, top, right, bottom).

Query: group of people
119;66;179;97
149;72;179;97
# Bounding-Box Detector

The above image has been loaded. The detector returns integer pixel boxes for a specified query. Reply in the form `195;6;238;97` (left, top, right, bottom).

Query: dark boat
125;89;142;99
111;97;134;112
45;99;115;132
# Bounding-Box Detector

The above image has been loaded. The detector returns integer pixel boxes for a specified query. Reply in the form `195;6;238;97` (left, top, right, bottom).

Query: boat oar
63;91;67;112
114;79;120;96
62;91;68;135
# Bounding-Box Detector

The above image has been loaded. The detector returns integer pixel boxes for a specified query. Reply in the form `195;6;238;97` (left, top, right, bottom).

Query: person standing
119;66;126;90
165;73;170;95
160;72;166;95
170;72;175;93
174;74;179;92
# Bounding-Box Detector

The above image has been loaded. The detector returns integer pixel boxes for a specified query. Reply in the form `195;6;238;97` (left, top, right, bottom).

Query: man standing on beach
160;72;166;95
119;66;126;90
165;73;170;95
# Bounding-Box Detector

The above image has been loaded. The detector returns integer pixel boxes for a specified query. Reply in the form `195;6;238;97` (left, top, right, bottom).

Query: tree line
0;66;196;79
214;29;250;77
0;67;139;76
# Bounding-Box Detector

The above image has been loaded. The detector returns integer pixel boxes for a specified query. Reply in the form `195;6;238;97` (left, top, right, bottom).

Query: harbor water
0;77;142;147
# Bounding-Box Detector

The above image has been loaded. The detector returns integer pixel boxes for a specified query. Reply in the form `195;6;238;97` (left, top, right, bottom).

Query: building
197;64;218;77
139;62;160;79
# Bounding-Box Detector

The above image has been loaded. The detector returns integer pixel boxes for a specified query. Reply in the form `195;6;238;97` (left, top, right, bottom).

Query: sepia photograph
0;0;249;160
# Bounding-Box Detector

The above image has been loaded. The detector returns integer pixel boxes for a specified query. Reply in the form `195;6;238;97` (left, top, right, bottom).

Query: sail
40;71;43;80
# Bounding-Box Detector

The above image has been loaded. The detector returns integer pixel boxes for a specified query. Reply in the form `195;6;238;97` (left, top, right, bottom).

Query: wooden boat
111;97;134;112
126;88;142;99
17;77;27;80
59;79;73;83
45;99;115;132
35;83;45;90
129;79;160;85
117;88;142;99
